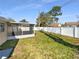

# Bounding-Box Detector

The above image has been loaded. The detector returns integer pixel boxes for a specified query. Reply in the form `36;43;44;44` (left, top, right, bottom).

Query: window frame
0;23;5;32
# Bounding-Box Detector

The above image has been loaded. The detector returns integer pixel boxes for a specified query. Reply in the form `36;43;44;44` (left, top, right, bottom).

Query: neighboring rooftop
64;22;79;27
48;23;61;27
0;16;34;25
0;16;10;22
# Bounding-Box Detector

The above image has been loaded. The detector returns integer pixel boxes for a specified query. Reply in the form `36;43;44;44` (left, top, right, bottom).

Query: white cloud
41;0;57;3
1;3;43;15
59;14;76;18
11;4;42;11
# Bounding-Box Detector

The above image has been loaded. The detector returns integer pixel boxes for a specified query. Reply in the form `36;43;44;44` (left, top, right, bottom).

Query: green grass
42;31;79;49
49;32;79;44
0;31;79;59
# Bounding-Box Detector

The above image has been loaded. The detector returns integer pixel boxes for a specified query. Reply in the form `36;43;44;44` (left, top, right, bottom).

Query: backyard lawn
0;31;79;59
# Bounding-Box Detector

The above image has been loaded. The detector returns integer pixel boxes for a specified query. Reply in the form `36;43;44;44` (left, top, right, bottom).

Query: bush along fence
34;27;79;38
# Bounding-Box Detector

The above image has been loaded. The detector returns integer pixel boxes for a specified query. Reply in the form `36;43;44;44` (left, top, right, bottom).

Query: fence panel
34;27;79;38
52;27;61;34
76;27;79;38
61;27;74;37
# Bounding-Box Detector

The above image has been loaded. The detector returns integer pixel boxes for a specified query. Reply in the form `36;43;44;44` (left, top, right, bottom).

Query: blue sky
0;0;79;24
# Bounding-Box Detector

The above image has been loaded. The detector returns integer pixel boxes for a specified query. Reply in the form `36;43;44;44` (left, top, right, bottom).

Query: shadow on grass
0;40;19;50
41;31;79;50
0;39;19;58
8;39;19;58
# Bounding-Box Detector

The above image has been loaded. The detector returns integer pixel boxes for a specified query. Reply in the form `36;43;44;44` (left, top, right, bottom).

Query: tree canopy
48;6;62;16
8;18;16;22
36;12;52;27
20;19;29;23
36;6;62;27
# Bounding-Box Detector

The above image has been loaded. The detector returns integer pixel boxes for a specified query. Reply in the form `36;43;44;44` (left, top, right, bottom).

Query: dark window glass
0;23;4;32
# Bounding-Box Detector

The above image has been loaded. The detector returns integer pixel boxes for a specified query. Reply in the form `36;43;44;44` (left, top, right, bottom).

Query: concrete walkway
0;48;13;59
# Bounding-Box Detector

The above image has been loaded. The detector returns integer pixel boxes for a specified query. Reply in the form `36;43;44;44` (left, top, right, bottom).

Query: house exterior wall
0;21;8;45
0;19;35;45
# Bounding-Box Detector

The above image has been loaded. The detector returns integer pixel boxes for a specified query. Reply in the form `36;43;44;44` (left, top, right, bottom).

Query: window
0;23;4;32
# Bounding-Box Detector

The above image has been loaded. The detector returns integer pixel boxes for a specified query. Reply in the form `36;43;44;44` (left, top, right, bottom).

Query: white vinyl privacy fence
34;27;79;38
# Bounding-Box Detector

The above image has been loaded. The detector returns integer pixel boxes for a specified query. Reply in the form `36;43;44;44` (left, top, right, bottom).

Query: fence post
60;27;62;35
73;27;76;38
74;27;77;38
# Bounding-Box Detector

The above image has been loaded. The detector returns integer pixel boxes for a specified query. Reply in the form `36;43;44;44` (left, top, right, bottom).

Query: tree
20;19;29;23
48;6;62;16
48;6;62;23
36;6;62;27
36;12;52;27
8;18;16;22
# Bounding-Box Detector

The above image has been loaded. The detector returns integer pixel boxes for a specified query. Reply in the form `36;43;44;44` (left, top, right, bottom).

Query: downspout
7;22;9;40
